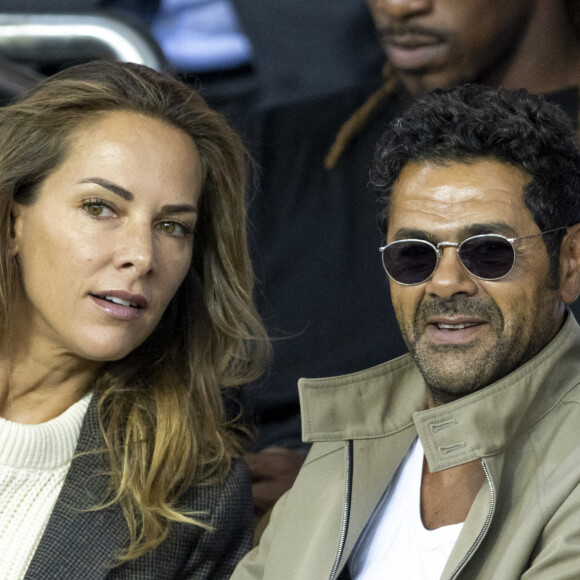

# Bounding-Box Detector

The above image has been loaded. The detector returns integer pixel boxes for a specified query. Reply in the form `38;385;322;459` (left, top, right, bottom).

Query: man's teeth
437;322;478;330
105;296;134;308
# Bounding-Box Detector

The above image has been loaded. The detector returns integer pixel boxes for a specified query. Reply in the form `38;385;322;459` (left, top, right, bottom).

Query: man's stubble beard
403;290;560;406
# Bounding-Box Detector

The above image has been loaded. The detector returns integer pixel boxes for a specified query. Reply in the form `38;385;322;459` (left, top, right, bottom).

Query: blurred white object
152;0;253;72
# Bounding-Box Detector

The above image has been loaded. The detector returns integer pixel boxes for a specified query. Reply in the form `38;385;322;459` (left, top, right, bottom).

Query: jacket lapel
24;395;129;580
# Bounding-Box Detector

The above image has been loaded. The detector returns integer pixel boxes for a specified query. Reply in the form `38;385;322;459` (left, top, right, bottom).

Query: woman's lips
90;291;147;321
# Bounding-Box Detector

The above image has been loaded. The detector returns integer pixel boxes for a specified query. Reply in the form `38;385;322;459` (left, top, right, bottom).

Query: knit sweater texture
0;392;92;579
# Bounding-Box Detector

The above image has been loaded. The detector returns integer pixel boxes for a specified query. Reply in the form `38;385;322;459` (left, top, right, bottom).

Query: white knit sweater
0;392;92;579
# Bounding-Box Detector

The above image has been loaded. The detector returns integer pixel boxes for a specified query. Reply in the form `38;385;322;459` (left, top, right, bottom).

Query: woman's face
11;110;203;363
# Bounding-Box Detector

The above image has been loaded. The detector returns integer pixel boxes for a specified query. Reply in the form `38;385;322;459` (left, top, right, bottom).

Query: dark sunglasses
379;227;568;286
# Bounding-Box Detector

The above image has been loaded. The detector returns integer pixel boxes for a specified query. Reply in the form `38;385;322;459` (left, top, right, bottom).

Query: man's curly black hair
372;84;580;283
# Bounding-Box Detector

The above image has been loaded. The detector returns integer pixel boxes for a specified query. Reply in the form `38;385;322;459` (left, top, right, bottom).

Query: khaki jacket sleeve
521;484;580;579
231;492;291;580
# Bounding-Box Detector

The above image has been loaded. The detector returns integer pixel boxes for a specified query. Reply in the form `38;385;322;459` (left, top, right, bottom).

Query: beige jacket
233;313;580;579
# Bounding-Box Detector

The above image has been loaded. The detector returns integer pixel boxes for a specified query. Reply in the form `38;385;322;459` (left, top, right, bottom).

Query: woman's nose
113;225;155;277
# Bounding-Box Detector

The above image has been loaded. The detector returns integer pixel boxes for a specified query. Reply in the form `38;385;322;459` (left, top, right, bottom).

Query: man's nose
425;247;478;300
373;0;432;19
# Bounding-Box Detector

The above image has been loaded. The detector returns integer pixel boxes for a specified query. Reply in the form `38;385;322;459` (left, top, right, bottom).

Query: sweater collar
300;313;580;472
0;392;92;470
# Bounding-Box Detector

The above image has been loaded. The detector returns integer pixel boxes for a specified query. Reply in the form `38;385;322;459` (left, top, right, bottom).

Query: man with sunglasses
233;85;580;579
242;0;580;524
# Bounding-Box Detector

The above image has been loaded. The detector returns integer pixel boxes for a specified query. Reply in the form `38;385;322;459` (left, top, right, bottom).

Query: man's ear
559;223;580;303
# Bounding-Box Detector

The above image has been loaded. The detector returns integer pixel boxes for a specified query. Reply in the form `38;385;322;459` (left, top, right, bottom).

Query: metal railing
0;13;165;71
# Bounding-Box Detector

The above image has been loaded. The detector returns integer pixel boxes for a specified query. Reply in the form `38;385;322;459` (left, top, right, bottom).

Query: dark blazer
24;395;254;579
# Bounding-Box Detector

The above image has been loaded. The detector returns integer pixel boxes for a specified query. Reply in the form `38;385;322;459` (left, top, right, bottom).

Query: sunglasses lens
459;236;515;279
382;240;438;285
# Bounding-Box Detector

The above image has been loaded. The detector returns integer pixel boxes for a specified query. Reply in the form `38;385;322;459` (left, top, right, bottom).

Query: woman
0;60;269;578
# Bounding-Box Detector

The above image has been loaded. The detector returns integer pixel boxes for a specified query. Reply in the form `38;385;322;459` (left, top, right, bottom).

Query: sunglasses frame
379;226;569;286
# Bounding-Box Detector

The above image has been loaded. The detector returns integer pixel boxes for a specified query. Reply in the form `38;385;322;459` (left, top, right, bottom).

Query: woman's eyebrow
161;203;198;214
79;177;198;214
79;177;133;201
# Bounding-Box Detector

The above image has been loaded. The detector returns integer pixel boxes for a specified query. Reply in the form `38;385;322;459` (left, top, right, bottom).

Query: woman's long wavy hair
0;60;270;560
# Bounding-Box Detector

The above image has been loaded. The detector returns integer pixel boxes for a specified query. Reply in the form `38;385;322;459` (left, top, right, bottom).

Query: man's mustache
417;297;501;321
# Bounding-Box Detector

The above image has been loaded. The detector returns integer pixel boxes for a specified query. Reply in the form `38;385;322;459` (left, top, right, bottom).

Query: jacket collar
299;312;580;472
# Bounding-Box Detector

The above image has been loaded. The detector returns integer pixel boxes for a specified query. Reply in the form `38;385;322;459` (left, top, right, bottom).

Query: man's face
366;0;538;95
387;160;566;404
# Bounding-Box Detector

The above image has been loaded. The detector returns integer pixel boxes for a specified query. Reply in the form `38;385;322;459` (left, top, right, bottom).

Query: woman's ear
10;203;24;256
559;224;580;304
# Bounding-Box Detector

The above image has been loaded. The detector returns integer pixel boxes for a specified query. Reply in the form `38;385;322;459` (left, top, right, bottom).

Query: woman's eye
82;200;115;217
158;221;192;237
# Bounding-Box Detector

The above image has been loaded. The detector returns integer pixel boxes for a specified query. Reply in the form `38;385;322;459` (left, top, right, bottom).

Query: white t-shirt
349;438;463;579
